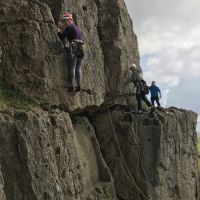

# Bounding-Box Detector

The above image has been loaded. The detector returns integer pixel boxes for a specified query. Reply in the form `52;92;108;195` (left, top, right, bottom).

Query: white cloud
140;25;200;87
126;0;200;88
125;0;200;29
125;0;200;87
160;89;170;107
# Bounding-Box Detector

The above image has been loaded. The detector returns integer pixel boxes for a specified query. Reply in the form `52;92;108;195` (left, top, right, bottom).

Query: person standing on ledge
57;13;84;92
130;64;152;113
149;81;161;107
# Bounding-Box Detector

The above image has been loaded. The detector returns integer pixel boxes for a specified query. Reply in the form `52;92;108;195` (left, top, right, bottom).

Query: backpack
143;81;149;95
130;68;140;84
140;80;149;95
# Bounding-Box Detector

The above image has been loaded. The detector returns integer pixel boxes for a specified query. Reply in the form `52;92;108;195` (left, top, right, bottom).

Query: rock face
0;0;199;200
0;170;6;200
92;107;199;200
0;0;139;111
0;109;115;200
0;106;199;200
146;108;199;200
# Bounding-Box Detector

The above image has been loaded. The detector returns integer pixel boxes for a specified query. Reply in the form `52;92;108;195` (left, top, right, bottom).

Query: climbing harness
107;108;150;200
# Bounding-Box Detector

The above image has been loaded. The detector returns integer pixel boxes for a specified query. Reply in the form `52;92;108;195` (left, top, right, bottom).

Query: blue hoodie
149;85;161;97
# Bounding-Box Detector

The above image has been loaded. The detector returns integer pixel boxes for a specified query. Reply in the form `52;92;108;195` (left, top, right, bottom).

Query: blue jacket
149;85;161;97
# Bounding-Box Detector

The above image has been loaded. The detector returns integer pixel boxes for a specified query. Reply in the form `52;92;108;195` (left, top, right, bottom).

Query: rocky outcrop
0;109;115;200
94;0;140;93
0;106;199;200
149;108;199;200
0;0;105;111
0;170;6;200
92;107;199;200
0;0;199;200
0;0;139;112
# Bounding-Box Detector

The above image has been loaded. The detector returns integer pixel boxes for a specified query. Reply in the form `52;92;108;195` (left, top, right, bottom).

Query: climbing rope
25;68;67;90
130;114;162;200
27;69;47;82
107;108;150;200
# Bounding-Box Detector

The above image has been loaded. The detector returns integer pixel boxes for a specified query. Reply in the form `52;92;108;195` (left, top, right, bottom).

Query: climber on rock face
135;79;152;114
130;64;152;113
57;13;84;92
130;63;141;85
149;81;161;107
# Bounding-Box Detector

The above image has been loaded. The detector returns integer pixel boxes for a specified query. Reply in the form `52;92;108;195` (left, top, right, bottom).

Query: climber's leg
142;93;152;107
155;96;161;107
151;97;155;107
68;54;77;92
75;56;83;91
136;93;142;112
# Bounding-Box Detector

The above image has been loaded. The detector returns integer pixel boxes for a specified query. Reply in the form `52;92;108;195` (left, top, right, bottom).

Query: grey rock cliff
0;0;139;111
92;107;199;200
0;0;199;200
0;170;6;200
0;109;115;200
0;106;199;200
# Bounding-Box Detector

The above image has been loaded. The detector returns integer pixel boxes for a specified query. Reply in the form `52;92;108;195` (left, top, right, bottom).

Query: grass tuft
0;81;38;109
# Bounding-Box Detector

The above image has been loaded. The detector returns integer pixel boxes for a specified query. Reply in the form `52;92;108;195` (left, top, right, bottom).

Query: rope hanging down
107;108;150;200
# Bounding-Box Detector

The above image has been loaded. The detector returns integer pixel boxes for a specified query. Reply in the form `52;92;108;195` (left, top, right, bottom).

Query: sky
125;0;200;133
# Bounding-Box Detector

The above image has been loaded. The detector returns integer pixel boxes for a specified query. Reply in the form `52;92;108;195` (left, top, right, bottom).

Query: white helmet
130;63;137;69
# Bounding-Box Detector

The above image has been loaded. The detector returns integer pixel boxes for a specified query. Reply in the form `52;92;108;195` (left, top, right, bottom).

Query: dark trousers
151;96;160;107
69;56;83;87
136;93;152;111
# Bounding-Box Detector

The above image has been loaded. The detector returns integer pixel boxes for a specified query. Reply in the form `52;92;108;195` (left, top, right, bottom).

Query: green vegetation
102;186;110;197
101;185;114;199
0;81;38;109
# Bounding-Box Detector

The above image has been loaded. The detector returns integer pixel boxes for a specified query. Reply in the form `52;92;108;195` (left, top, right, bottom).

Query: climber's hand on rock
56;21;63;32
57;21;63;28
56;26;61;32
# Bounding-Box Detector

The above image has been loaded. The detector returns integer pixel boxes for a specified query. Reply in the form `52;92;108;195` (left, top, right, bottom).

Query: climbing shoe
68;87;75;93
76;85;81;92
